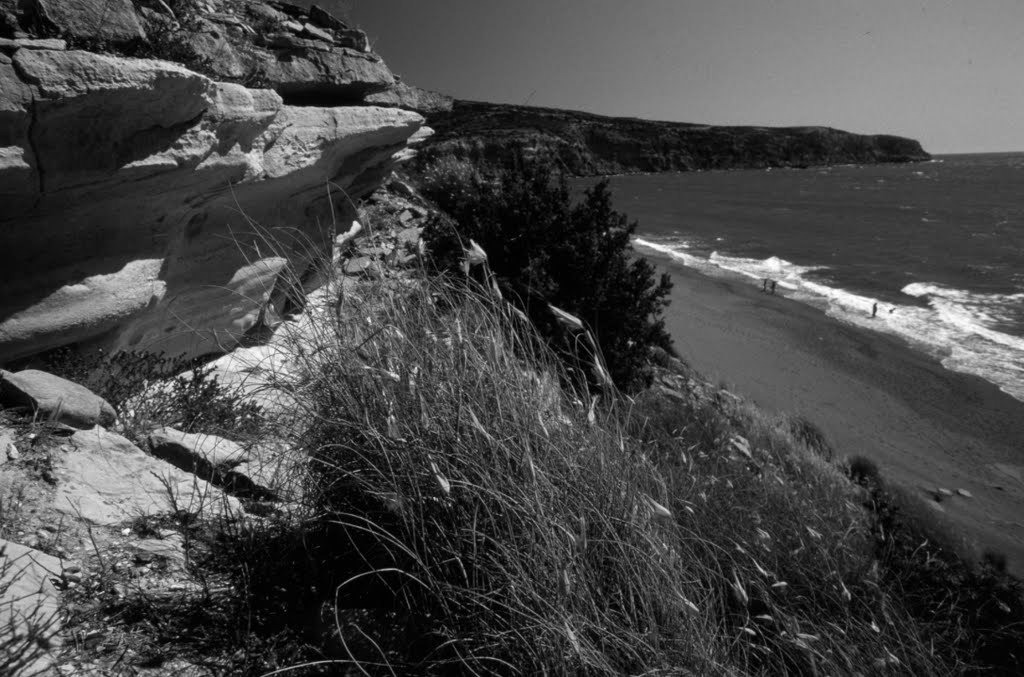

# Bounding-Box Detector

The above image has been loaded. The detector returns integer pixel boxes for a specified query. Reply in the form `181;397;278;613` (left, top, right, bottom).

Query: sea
586;153;1024;403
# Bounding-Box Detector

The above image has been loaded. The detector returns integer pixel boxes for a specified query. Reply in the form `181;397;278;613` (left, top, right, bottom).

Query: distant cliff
416;100;931;175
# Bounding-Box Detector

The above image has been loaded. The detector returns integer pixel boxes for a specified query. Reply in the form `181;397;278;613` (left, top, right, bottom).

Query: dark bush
420;157;674;392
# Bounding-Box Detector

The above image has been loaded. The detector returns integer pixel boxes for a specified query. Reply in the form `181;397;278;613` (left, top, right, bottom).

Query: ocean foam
634;237;1024;402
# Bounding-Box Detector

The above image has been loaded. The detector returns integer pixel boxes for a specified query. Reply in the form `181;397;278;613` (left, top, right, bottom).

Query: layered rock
0;1;429;364
136;0;392;104
366;82;454;115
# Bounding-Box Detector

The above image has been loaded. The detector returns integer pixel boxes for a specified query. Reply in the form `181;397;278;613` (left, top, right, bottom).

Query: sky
319;1;1022;154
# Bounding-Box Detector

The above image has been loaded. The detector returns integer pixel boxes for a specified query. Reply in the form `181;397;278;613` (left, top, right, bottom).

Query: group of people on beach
761;279;889;320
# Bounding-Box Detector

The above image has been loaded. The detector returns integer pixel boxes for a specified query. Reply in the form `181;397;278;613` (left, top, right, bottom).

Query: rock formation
0;0;429;365
366;81;454;115
417;100;931;176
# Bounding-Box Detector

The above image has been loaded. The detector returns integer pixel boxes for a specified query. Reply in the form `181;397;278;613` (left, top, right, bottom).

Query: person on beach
872;302;878;318
770;280;777;295
762;279;768;293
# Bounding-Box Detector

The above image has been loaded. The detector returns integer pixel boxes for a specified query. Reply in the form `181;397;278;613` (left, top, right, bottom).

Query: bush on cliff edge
419;157;674;392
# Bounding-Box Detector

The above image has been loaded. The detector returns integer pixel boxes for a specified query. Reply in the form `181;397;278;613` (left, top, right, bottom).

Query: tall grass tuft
287;278;715;675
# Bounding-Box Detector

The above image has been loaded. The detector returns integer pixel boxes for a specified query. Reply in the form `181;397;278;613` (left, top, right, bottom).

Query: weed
36;348;263;442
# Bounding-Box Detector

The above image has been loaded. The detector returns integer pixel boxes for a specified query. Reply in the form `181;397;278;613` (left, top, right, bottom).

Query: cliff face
417;100;931;175
0;0;429;364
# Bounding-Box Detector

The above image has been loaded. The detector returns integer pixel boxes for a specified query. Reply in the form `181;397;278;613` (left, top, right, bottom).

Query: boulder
258;47;394;102
148;427;277;500
0;539;62;677
182;27;248;80
35;0;146;43
54;427;242;524
301;23;334;43
0;369;116;428
148;426;247;471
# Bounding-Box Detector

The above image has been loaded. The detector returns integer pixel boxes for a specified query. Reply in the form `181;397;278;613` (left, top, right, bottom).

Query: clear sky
320;1;1022;154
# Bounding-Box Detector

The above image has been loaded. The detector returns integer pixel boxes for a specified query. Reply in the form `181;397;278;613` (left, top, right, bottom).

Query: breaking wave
634;237;1024;402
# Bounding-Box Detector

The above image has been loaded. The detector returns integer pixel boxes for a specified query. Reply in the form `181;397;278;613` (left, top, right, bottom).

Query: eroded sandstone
0;51;426;364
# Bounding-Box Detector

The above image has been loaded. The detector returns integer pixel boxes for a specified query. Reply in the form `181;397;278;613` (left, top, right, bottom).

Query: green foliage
420;157;674;392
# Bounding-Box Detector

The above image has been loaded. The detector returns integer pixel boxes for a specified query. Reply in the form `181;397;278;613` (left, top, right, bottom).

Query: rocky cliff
416;100;931;175
0;0;429;364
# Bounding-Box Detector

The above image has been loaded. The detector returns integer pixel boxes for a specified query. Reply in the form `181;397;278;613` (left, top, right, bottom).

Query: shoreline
651;255;1024;575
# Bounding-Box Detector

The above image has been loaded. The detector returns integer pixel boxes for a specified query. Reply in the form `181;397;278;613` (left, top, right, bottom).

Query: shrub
36;348;262;440
419;157;674;392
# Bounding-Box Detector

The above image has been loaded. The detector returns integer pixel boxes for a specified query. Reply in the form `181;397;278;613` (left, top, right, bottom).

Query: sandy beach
655;260;1024;576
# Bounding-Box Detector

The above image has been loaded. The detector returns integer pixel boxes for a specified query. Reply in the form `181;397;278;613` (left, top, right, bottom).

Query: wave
634;237;1024;401
903;284;1024;339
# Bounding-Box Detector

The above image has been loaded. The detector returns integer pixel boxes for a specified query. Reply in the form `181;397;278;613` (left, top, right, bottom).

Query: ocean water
590;153;1024;402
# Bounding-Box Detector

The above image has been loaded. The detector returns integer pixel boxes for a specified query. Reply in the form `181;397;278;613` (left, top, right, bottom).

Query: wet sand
656;260;1024;575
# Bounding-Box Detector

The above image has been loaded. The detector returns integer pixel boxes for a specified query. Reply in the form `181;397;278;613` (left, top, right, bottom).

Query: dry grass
280;279;712;675
20;198;1022;675
225;271;975;676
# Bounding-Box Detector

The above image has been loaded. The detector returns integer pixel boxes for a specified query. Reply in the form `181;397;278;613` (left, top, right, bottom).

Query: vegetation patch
419;157;674;393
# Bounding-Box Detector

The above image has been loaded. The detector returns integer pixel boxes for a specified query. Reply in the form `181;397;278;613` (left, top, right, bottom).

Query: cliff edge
0;0;429;364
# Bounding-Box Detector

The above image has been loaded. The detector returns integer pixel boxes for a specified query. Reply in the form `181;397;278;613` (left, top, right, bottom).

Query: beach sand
656;261;1024;576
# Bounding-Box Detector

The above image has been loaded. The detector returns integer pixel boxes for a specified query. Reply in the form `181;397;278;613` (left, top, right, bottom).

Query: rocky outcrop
417;101;931;176
366;82;454;115
57;425;242;524
0;1;430;364
0;369;117;428
137;0;391;105
148;426;277;499
36;0;146;43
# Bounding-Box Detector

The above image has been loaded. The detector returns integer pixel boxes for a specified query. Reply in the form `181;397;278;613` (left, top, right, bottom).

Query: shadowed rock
148;427;278;501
